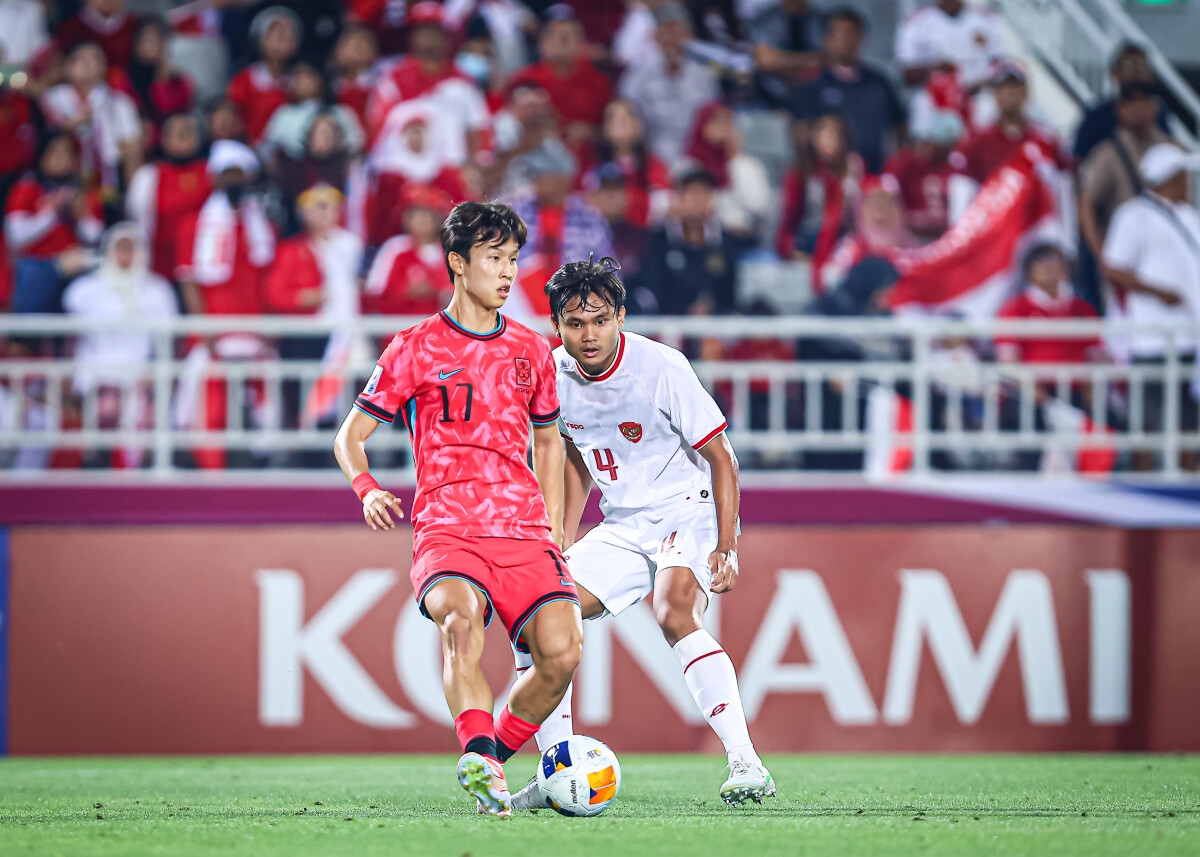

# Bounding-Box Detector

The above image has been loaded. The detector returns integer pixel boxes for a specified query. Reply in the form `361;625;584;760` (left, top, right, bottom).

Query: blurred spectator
0;72;38;200
954;59;1064;187
509;5;612;152
1103;145;1200;369
776;112;864;291
242;0;343;69
490;81;559;195
262;61;363;163
61;223;177;469
746;0;821;109
57;0;138;73
125;113;210;282
0;0;49;70
368;106;469;245
585;161;649;280
882;109;963;241
174;141;276;470
580;99;670;229
226;6;300;146
42;42;144;198
266;183;362;321
206;99;247;143
819;174;917;293
175;140;275;317
612;0;660;71
363;183;454;316
1077;81;1171;289
1073;42;1170;162
331;24;378;128
994;242;1100;364
4;134;104;313
507;140;614;316
366;2;489;166
634;163;751;315
453;14;504;110
443;0;536;75
794;6;904;174
894;0;1003;91
685;100;771;239
619;1;719;164
127;17;194;131
276;112;355;235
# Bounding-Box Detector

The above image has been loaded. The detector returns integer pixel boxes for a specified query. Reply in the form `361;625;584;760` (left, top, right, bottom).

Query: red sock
495;706;540;757
454;709;498;759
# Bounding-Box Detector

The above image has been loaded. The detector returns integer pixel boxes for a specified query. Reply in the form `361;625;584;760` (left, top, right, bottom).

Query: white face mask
454;52;490;85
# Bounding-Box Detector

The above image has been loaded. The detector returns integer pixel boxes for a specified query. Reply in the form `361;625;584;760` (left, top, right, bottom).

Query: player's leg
412;538;511;817
652;519;774;805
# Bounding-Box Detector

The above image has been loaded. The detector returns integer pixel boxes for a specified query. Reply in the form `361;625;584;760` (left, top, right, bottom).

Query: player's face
555;296;625;374
454;237;520;311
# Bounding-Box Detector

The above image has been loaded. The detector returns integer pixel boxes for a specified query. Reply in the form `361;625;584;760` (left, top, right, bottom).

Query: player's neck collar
577;333;625;382
439;309;506;341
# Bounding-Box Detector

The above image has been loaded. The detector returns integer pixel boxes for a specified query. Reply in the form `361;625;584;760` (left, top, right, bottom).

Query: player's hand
709;549;739;594
363;488;404;530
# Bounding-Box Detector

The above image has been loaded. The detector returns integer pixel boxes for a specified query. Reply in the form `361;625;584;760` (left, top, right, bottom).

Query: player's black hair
440;201;528;282
544;256;626;321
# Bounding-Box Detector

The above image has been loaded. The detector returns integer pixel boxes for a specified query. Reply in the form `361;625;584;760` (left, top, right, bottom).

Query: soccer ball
537;735;621;817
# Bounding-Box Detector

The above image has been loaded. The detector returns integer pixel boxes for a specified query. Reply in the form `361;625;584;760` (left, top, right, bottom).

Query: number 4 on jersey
592;448;618;481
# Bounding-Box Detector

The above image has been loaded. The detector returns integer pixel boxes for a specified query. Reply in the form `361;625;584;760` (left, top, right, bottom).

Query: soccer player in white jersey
509;257;774;808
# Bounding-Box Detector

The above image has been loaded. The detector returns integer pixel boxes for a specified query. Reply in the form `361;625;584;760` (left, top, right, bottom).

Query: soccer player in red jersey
333;202;583;817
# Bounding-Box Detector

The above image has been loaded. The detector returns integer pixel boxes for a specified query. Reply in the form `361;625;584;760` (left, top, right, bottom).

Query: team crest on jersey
619;422;642;443
514;357;532;387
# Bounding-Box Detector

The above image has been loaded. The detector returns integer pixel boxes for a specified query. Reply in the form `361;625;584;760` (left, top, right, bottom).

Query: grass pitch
0;754;1197;856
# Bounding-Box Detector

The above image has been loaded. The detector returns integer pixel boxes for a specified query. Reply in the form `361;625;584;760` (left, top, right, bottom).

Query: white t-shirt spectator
42;83;141;189
1103;192;1200;358
0;0;49;68
895;3;1004;88
619;55;719;164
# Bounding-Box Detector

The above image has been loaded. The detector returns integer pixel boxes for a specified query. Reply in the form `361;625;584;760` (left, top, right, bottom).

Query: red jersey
127;160;211;279
367;57;467;139
0;90;36;177
882;147;956;238
226;63;290;145
265;236;323;314
355;311;561;547
509;60;612;130
175;211;272;315
3;179;104;259
957;122;1065;184
995;285;1099;363
56;9;138;70
362;235;450;316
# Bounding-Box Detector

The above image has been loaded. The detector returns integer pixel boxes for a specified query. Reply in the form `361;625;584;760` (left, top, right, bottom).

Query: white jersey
555;332;728;516
894;4;1004;88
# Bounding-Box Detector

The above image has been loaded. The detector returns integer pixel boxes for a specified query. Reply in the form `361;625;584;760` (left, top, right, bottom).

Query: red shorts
411;534;579;653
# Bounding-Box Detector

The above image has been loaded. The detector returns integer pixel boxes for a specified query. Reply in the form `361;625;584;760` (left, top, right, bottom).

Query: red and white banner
7;523;1199;754
888;141;1063;320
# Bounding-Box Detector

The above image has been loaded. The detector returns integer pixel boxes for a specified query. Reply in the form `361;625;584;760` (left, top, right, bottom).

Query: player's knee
535;635;582;688
655;602;701;648
438;611;481;660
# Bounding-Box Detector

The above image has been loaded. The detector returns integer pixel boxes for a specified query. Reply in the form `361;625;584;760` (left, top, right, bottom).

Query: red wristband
352;473;381;501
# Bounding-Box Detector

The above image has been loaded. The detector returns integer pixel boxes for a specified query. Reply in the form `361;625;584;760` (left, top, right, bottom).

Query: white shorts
563;498;719;616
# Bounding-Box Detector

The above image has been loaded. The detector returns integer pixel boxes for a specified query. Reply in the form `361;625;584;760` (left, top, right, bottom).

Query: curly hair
543;255;626;320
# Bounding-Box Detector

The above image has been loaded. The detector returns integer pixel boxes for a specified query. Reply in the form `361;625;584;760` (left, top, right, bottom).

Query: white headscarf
98;222;151;306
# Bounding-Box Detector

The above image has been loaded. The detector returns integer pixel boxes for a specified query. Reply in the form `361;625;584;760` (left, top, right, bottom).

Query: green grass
0;755;1198;856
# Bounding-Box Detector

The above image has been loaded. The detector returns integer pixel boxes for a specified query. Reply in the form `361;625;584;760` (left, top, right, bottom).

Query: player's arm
698;432;741;594
562;436;593;550
334;408;405;530
532;422;566;548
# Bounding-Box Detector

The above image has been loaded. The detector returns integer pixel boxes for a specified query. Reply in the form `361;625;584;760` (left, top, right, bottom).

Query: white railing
994;0;1200;151
3;314;1200;482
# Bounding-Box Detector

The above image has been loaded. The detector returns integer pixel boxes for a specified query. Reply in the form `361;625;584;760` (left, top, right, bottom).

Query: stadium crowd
1;0;1199;472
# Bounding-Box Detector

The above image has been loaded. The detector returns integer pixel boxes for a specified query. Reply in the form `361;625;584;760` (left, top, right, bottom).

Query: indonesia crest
619;422;642;443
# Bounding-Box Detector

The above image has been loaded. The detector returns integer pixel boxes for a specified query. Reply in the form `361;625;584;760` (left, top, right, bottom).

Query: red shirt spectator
363;183;452;315
0;89;37;179
226;7;300;145
510;6;611;150
126;114;211;280
128;18;194;131
56;0;138;71
578;100;671;229
332;24;378;128
4;167;104;260
266;237;325;314
995;243;1100;364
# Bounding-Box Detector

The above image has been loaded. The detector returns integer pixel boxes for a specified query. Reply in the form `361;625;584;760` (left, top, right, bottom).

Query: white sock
673;629;758;765
513;649;575;754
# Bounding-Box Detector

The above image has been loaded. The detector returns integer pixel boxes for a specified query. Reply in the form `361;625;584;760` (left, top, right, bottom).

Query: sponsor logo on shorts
619;421;642;443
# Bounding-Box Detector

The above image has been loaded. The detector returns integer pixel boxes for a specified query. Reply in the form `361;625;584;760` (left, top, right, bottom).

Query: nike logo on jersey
438;368;465;380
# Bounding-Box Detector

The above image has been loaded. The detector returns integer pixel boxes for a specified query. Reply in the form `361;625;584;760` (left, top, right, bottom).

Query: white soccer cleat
720;759;776;806
510;775;550;811
457;753;512;818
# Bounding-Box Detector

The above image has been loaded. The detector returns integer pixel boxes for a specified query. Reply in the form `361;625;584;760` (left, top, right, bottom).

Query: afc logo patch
619;421;642;443
514;357;532;387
